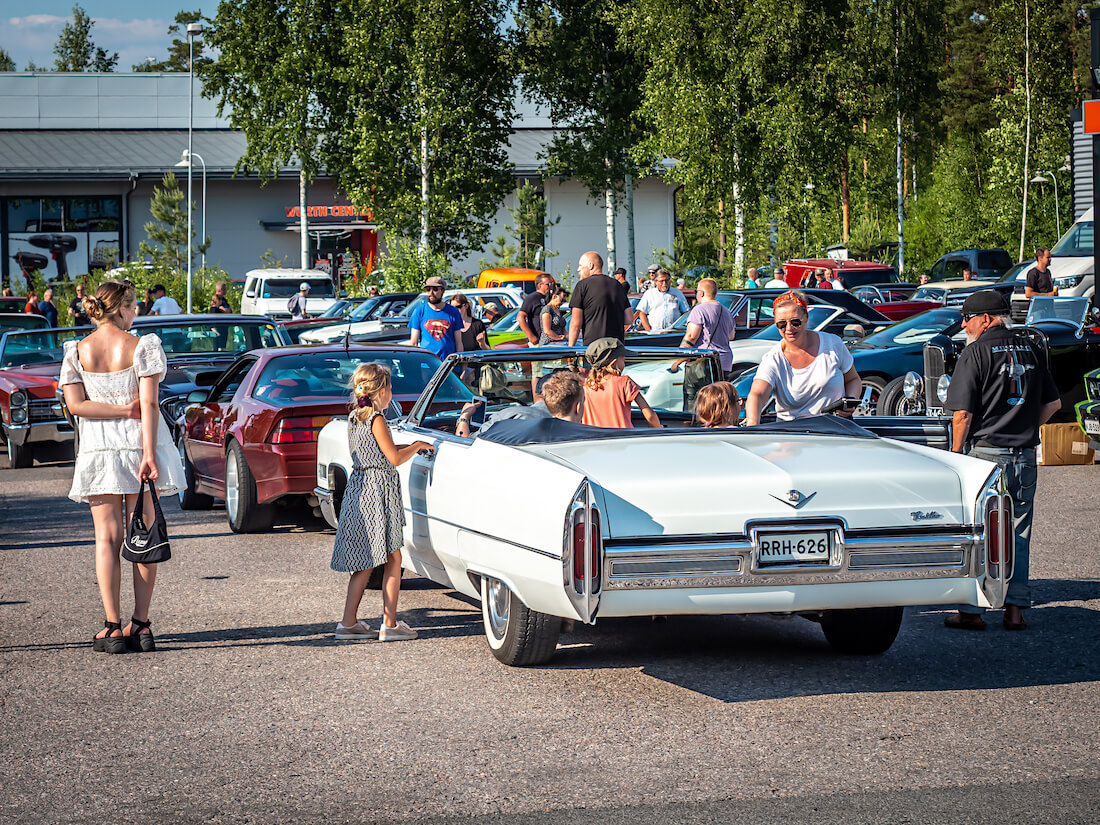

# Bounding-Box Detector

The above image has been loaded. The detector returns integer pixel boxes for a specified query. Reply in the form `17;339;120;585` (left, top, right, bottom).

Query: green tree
0;48;15;72
201;0;343;269
332;0;517;258
133;11;211;72
53;4;119;72
519;0;645;273
138;172;190;273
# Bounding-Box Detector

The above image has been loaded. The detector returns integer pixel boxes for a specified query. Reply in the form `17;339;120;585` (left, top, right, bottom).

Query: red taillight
984;493;1012;568
986;499;1001;565
270;415;329;444
572;510;600;580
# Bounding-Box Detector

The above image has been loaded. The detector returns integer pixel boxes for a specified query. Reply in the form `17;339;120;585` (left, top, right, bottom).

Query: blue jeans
960;445;1037;613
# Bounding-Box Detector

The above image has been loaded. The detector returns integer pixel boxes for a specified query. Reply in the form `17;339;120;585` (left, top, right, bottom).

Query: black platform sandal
92;621;127;654
125;617;156;652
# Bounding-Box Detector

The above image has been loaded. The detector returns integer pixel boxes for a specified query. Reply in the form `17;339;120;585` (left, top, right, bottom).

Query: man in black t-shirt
612;267;631;299
68;282;90;326
944;290;1061;633
568;251;631;345
1024;247;1056;298
518;273;553;345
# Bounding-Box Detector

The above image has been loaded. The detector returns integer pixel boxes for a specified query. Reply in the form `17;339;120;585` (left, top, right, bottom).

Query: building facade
0;73;674;288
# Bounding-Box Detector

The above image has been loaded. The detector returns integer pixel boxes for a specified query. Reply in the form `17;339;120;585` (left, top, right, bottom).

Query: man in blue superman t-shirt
408;276;464;359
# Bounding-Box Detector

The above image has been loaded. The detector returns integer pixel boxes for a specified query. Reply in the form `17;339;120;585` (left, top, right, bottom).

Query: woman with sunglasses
743;291;861;425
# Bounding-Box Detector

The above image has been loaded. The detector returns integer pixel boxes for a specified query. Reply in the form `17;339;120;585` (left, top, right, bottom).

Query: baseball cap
647;264;660;273
585;337;631;369
483;301;502;315
299;282;311;291
961;289;1010;317
424;276;446;288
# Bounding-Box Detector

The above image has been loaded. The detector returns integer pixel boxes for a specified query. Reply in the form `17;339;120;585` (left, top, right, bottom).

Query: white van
1009;207;1094;318
240;269;338;318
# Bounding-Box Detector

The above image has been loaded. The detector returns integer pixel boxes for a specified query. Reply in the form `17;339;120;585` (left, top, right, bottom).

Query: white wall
451;176;676;286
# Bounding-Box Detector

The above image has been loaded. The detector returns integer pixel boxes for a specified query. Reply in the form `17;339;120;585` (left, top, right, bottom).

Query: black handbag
121;479;172;564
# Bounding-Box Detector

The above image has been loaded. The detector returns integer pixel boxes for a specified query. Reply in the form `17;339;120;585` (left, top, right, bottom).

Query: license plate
756;531;832;565
1085;418;1100;435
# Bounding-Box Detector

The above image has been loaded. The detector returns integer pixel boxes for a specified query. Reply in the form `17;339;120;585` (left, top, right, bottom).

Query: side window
930;260;945;280
942;259;966;280
244;278;257;298
210;358;256;403
977;250;1012;271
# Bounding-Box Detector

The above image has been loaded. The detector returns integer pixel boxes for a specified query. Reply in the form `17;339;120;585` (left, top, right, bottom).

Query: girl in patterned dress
330;363;434;641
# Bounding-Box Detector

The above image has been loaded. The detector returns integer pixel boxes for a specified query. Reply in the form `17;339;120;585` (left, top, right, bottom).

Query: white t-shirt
755;331;854;420
764;278;788;289
830;278;843;290
636;287;688;330
150;295;182;315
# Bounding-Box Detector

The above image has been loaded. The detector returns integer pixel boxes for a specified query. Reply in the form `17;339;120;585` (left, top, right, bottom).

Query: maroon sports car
178;343;443;532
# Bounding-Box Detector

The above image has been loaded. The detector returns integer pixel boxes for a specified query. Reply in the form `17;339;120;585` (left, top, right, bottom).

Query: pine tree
133;11;210;72
139;172;190;274
53;4;118;72
0;48;15;72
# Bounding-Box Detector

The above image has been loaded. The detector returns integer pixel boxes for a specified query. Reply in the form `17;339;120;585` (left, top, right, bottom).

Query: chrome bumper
314;485;338;529
3;420;74;446
603;529;981;591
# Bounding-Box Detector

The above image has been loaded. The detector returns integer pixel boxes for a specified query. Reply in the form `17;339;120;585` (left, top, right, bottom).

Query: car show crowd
2;243;1093;657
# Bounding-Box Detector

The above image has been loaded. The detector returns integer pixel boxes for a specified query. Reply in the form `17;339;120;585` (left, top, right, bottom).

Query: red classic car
850;284;941;321
178;344;444;533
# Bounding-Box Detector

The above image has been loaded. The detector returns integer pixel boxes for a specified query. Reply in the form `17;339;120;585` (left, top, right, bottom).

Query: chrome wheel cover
486;577;510;639
225;453;239;522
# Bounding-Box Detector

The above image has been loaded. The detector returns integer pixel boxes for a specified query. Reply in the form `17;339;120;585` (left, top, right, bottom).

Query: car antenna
344;327;351;357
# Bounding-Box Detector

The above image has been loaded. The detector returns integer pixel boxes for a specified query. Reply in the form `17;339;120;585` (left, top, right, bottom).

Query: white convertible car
315;348;1012;666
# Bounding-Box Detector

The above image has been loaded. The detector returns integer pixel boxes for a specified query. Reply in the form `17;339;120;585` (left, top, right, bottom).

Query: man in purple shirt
679;278;734;376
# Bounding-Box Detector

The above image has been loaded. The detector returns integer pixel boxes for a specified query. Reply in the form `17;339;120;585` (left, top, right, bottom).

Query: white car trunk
535;432;987;537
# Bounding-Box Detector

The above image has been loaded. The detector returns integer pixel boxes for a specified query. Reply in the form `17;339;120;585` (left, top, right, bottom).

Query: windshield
858;308;960;347
1051;219;1093;258
0;314;50;333
998;261;1031;283
318;299;356;319
261;278;335;299
145;321;285;356
670;294;738;330
0;327;89;368
1025;296;1090;327
749;306;836;341
912;286;946;301
414;352;721;433
253;349;444;407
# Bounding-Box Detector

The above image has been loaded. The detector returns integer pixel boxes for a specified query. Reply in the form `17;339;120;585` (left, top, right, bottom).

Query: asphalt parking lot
2;444;1099;824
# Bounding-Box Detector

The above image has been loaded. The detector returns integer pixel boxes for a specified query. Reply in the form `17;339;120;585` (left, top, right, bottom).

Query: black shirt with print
946;326;1059;447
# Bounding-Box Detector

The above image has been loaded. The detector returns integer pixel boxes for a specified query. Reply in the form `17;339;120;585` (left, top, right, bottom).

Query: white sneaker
334;620;377;640
379;620;418;642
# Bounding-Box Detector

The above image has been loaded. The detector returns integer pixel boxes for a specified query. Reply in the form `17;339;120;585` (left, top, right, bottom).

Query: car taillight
984;492;1012;570
270;415;329;444
572;510;601;580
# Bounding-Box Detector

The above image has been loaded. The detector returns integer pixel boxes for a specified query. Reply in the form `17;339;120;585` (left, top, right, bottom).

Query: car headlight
1087;378;1100;400
903;371;923;400
1054;274;1084;289
11;406;28;423
10;390;27;408
937;374;951;404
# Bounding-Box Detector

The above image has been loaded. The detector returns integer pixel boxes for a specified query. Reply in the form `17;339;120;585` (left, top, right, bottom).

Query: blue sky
2;3;208;72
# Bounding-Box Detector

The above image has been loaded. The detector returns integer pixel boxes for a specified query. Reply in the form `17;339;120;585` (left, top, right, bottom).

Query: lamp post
185;20;204;314
175;150;206;270
1030;171;1061;239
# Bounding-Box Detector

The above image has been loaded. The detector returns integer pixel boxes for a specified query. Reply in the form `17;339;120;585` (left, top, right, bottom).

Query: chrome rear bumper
603;529;980;591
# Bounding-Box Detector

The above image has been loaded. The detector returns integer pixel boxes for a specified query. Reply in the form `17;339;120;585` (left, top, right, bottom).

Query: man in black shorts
1024;247;1056;299
944;290;1061;632
518;273;553;346
567;251;631;345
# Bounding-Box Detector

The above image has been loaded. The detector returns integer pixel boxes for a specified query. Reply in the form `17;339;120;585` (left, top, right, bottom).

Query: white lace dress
60;334;184;503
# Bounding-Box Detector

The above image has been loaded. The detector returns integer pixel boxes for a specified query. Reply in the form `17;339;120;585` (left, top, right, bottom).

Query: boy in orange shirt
582;338;662;429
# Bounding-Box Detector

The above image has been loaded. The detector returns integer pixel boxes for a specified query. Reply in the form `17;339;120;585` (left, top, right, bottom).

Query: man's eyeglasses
962;312;985;323
775;318;804;330
426;286;444;292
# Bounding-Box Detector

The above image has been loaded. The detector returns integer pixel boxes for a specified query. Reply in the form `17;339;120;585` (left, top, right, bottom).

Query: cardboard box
1038;422;1096;466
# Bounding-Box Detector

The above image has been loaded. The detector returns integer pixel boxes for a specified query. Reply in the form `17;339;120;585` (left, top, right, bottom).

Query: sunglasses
962;313;985;323
426;285;444;291
775;318;804;330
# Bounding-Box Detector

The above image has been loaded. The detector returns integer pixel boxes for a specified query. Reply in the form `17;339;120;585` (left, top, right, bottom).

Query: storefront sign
285;205;373;220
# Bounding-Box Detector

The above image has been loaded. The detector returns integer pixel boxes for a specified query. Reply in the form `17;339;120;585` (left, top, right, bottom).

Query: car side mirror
384;399;403;422
186;389;209;403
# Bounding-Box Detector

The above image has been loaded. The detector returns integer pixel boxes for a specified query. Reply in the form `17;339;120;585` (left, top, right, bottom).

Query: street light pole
1030;171;1060;239
176;150;207;270
185;21;203;314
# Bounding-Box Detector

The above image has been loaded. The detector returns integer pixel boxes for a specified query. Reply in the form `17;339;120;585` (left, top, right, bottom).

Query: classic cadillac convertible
315;348;1012;666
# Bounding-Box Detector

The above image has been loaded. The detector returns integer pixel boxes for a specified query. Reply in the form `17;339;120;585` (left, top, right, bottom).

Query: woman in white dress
60;280;183;654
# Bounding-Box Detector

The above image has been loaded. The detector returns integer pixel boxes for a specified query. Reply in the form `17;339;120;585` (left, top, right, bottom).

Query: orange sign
285;205;373;220
1084;99;1100;134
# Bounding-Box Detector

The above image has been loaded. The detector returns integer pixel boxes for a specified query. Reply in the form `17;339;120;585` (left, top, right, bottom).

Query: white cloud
4;14;173;71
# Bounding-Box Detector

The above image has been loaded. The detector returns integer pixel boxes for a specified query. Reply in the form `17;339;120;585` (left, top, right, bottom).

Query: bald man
568;251;632;345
